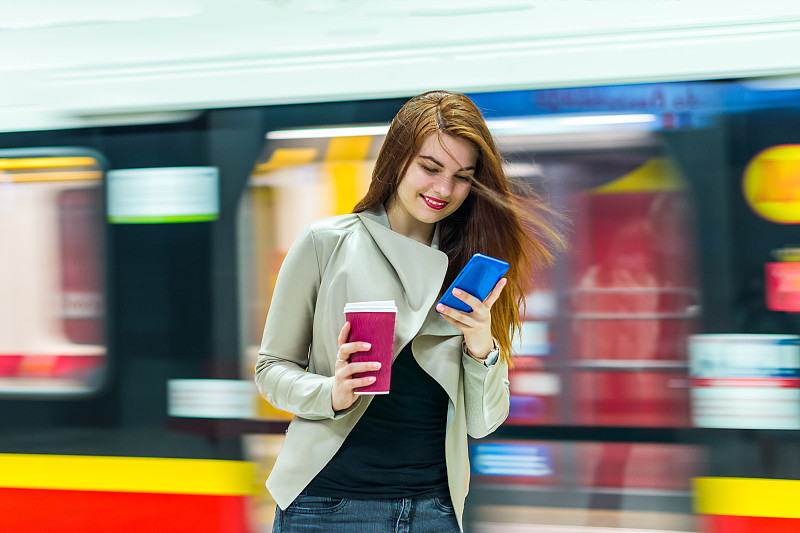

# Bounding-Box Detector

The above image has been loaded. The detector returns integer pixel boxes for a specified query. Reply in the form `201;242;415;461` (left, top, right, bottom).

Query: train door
0;149;106;396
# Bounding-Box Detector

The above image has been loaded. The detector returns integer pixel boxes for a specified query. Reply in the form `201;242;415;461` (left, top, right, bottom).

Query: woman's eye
455;174;471;181
421;165;438;174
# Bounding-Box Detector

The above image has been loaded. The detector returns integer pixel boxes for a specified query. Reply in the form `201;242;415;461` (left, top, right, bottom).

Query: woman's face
386;133;477;243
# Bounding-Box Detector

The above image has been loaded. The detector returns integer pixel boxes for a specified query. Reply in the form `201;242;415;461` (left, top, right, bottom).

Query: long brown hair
354;90;564;366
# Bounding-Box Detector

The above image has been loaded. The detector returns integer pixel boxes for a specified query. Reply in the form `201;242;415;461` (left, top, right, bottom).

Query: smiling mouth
421;195;448;210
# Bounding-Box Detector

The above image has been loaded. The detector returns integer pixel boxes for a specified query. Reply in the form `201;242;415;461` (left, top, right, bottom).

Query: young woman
255;90;562;532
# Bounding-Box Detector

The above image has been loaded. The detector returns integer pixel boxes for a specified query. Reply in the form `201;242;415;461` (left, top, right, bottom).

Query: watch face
485;349;500;366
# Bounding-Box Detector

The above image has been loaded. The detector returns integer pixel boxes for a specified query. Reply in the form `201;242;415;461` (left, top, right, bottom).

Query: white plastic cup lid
344;300;397;313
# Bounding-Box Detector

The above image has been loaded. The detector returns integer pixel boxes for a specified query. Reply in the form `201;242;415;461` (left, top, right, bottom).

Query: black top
303;342;450;499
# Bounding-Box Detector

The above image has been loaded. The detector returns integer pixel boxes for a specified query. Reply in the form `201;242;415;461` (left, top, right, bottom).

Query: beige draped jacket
254;205;510;530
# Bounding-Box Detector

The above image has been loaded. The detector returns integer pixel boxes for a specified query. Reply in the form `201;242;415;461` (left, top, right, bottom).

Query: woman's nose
432;175;455;196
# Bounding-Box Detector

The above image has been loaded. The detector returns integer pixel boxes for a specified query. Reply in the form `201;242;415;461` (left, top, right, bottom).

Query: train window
495;123;699;428
0;149;107;396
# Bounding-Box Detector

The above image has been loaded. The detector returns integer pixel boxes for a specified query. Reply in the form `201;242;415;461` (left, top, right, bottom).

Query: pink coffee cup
344;300;397;395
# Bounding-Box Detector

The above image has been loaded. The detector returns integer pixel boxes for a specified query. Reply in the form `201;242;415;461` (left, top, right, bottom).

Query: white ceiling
2;0;800;131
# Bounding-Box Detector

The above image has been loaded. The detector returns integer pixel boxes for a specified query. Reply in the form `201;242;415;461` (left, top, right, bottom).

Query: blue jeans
272;494;461;532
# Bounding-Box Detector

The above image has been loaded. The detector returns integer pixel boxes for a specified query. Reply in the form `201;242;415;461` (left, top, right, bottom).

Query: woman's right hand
331;322;381;412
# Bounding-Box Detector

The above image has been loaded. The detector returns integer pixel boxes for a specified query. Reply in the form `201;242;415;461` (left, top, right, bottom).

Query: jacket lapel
412;307;463;403
356;206;463;402
356;209;447;311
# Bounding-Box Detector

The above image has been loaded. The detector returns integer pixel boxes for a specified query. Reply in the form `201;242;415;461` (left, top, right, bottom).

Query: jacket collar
356;205;460;339
356;205;446;313
358;204;441;250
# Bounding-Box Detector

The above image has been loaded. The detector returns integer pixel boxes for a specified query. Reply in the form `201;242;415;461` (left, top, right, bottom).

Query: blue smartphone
437;253;509;313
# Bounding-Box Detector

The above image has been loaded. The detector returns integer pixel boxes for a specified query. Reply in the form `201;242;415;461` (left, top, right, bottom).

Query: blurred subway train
2;76;800;532
5;3;800;527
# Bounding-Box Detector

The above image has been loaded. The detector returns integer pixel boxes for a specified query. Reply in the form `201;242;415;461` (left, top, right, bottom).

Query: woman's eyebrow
418;154;475;172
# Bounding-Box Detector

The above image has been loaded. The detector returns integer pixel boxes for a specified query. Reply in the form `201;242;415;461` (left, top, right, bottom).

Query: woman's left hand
436;277;507;361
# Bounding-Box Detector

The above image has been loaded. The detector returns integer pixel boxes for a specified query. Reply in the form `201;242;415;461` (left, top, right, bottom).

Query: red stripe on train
704;514;800;533
0;488;251;533
692;377;800;388
0;354;103;378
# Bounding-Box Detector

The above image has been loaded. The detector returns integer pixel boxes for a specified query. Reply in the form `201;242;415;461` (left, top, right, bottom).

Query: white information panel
689;334;800;430
107;167;219;223
168;379;257;419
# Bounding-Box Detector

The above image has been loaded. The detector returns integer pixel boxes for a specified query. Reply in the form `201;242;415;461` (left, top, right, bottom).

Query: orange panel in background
743;145;800;224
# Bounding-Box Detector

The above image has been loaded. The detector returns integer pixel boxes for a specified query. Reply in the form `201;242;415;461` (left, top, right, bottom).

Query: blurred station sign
168;379;257;419
689;334;800;430
107;167;219;224
470;443;555;478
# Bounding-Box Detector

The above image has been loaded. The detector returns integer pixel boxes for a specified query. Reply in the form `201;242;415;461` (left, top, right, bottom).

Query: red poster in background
766;262;800;312
58;189;105;344
569;190;696;427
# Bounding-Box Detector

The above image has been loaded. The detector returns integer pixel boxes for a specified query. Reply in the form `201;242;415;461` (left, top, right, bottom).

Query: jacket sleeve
462;353;510;438
254;226;338;420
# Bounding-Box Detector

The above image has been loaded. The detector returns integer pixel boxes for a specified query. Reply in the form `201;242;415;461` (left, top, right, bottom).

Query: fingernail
369;377;376;382
373;363;381;369
453;288;462;296
436;304;444;312
363;342;371;349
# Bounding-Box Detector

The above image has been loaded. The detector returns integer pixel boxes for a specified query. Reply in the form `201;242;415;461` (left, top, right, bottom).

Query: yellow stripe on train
0;157;99;170
694;477;800;519
2;171;103;182
0;454;256;495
